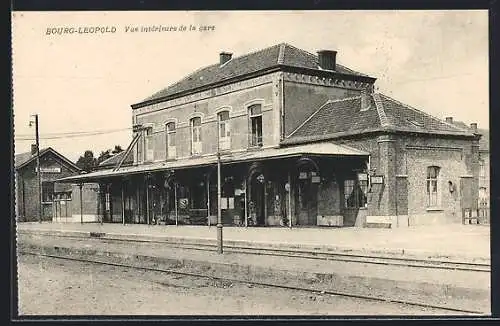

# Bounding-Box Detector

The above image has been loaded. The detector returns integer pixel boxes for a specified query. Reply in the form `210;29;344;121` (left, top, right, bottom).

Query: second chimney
445;117;453;123
219;52;233;65
31;144;38;155
470;123;478;133
317;50;337;71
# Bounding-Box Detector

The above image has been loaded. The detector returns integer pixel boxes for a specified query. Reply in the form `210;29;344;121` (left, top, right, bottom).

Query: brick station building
14;146;100;222
57;43;482;228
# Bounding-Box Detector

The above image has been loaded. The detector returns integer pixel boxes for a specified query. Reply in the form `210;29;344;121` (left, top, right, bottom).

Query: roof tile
139;43;368;104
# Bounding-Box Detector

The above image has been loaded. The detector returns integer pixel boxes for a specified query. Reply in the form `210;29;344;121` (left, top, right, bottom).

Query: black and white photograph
11;10;490;317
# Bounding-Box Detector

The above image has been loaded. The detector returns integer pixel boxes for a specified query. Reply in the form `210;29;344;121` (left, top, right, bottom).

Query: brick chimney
445;117;453;123
219;52;233;65
317;50;337;71
360;87;371;111
470;123;478;133
31;144;38;155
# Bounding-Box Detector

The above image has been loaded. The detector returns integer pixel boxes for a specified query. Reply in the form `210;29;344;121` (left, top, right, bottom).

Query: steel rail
19;250;484;315
19;232;490;273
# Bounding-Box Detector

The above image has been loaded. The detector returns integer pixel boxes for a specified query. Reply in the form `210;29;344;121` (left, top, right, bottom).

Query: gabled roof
14;147;81;171
98;151;134;169
283;93;476;145
134;43;373;107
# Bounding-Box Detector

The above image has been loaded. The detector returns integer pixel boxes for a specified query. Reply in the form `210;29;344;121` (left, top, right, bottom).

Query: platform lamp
29;114;42;223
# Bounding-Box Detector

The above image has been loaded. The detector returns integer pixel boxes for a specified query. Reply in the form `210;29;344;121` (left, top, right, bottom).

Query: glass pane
167;122;175;132
249;104;261;116
192;117;201;127
219;122;226;138
218;111;229;121
432;180;437;192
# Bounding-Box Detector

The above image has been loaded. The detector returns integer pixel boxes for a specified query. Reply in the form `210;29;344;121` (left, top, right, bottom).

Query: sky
11;10;489;162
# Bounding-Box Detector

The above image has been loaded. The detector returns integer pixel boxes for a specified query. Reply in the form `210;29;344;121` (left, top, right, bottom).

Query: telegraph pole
30;114;42;223
216;120;223;254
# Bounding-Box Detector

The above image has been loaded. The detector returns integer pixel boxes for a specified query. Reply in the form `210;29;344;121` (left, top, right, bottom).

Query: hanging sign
179;198;188;209
299;172;308;179
370;175;384;184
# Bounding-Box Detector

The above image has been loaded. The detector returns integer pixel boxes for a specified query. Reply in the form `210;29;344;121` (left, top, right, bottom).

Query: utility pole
30;114;42;223
217;118;223;254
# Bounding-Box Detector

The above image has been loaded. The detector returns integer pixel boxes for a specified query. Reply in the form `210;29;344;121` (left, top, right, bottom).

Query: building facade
15;147;80;221
58;43;482;228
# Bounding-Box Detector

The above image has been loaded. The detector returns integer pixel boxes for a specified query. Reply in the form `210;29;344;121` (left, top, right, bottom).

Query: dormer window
407;118;424;128
249;104;263;147
166;122;176;159
218;111;231;151
190;117;202;155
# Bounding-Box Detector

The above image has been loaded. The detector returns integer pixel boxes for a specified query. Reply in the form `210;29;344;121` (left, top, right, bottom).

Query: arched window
248;104;263;147
217;111;230;151
165;122;176;159
190;117;202;155
426;166;440;207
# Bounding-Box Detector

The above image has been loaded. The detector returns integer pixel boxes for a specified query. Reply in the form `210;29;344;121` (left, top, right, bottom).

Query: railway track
20;232;490;273
19;250;484;315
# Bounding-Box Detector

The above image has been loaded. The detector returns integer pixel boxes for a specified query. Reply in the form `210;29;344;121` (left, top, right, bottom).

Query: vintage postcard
11;10;490;317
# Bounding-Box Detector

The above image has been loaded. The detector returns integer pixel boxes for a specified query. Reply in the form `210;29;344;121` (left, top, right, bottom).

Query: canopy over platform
57;142;369;183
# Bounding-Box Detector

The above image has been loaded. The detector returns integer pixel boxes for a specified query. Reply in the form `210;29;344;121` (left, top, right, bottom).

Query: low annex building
14;146;100;222
57;43;482;228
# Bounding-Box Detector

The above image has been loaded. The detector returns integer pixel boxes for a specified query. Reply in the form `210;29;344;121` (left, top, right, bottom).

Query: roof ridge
372;93;391;128
379;93;472;133
143;44;284;102
286;95;362;138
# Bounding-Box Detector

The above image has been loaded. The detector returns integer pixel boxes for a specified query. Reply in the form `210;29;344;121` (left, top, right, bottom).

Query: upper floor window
249;104;263;147
144;126;154;162
190;117;202;155
426;166;440;207
218;111;231;151
479;159;486;178
166;122;176;159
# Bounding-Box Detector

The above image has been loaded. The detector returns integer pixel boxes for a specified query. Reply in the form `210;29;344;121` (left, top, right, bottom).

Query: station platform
16;222;490;263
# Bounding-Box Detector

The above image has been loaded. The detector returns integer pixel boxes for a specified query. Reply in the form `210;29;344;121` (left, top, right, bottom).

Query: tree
97;150;112;164
111;145;124;154
76;150;98;172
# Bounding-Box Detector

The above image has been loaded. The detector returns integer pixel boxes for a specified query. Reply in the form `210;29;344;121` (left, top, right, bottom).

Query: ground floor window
344;178;367;208
42;182;54;203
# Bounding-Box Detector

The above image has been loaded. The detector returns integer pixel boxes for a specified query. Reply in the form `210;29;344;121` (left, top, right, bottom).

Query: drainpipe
79;183;83;224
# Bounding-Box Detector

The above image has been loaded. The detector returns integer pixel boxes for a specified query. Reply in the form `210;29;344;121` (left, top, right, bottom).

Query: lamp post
216;117;223;254
29;114;42;223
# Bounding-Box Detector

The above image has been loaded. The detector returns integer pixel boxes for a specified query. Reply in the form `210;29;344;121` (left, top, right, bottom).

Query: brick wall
133;73;279;163
341;133;479;226
71;183;101;218
16;153;79;221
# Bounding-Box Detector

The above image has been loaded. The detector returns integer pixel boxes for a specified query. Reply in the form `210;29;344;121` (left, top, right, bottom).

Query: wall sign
370;175;384;184
311;176;321;184
358;173;368;181
35;167;61;173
